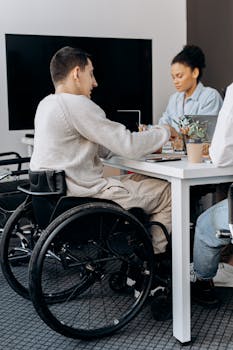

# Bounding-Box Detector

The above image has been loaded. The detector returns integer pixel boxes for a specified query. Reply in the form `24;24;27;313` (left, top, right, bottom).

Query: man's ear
72;66;81;81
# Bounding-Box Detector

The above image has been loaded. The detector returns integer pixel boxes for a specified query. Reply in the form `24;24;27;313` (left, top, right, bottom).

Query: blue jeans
193;199;230;280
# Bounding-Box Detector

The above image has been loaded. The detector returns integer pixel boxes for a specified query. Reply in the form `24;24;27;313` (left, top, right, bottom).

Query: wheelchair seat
29;169;149;230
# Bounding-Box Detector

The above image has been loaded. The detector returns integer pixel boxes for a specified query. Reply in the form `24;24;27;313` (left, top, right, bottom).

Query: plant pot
186;138;203;163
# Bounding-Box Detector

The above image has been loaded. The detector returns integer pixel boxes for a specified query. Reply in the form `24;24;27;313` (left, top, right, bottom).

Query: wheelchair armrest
17;184;64;196
0;169;28;182
0;155;30;172
0;152;21;159
0;170;11;181
0;157;30;166
11;169;28;177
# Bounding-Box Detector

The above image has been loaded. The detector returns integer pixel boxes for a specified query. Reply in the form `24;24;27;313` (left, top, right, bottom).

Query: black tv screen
5;34;152;131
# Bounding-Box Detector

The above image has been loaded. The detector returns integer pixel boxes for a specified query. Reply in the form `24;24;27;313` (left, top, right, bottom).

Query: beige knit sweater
30;93;170;196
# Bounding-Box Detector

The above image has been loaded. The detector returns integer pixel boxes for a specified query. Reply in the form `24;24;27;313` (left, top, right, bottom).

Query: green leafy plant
174;116;207;140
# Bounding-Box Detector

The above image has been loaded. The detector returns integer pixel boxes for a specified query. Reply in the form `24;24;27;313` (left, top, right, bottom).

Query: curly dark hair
171;45;206;81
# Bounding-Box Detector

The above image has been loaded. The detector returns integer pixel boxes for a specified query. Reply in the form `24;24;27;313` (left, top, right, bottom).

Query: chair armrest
11;170;28;177
0;154;30;171
17;184;64;196
0;152;21;159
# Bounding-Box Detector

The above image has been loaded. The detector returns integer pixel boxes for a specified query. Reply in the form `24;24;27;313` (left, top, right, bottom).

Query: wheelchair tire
0;198;96;303
0;198;36;299
29;202;154;339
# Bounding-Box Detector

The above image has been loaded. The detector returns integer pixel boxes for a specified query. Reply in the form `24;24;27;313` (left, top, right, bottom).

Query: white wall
0;0;186;155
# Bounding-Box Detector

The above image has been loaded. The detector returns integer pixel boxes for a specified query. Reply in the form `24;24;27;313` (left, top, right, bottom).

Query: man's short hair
50;46;91;86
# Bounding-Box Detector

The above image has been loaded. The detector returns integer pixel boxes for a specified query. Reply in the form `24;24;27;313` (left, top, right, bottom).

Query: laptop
185;115;218;142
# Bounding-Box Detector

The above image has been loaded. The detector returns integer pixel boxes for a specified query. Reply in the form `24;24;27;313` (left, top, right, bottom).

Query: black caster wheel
109;271;128;293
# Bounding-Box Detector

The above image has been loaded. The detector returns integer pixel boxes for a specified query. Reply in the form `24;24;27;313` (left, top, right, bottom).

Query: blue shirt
159;82;223;130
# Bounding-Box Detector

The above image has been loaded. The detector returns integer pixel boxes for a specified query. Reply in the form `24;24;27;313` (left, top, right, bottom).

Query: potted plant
175;115;207;139
174;116;207;162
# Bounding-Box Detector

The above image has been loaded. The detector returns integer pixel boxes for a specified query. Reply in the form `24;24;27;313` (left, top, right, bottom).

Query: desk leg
171;178;191;343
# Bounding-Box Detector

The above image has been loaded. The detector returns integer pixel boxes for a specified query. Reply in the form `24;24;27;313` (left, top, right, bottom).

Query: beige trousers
93;173;171;254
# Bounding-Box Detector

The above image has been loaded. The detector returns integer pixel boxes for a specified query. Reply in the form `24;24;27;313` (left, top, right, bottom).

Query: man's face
171;63;198;94
77;58;98;98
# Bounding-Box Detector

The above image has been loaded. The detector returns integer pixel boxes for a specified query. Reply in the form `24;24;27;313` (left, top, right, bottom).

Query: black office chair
0;169;171;339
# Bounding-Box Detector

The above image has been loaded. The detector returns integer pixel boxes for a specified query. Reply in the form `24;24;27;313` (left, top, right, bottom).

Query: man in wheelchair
1;46;179;339
30;47;177;266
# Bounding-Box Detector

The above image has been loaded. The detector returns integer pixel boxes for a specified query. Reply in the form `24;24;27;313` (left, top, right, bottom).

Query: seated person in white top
30;46;178;256
159;45;223;130
192;82;233;307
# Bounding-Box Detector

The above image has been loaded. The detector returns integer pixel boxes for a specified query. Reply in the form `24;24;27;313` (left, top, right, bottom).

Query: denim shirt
159;82;223;130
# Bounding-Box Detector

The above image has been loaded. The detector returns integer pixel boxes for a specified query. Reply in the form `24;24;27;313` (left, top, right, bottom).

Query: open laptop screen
185;115;218;141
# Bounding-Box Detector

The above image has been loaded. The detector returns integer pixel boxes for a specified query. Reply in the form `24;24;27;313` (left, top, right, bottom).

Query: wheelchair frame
0;169;171;339
0;152;30;233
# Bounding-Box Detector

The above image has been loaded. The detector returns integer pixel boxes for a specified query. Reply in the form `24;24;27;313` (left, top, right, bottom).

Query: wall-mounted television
5;34;152;131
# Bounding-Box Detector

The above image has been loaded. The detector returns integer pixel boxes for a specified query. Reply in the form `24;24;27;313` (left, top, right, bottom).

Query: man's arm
69;96;171;159
210;83;233;167
98;145;114;159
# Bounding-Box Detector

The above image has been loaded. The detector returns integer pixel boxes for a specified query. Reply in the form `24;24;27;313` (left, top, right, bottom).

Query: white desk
104;156;233;344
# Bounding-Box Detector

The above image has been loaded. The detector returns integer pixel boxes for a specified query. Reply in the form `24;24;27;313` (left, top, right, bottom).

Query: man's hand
164;125;179;141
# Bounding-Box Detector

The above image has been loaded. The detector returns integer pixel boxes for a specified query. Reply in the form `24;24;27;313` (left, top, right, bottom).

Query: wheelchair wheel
0;198;37;299
29;202;154;339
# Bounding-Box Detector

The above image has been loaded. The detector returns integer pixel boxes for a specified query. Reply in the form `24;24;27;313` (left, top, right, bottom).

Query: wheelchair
0;169;171;339
0;152;30;234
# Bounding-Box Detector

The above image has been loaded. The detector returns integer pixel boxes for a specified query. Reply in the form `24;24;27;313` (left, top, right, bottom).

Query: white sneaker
213;263;233;287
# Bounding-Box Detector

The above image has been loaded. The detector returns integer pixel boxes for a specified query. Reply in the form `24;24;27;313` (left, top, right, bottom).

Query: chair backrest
29;170;67;229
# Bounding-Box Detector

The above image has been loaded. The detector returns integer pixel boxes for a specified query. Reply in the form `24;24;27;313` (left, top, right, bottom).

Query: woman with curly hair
159;45;223;129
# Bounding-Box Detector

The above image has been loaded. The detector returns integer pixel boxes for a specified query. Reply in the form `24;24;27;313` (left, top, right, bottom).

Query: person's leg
94;173;171;254
192;199;230;307
119;173;171;254
148;183;171;254
193;199;230;280
94;174;172;319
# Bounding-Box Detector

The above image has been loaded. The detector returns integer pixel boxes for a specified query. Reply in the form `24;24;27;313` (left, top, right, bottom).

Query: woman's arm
199;89;223;116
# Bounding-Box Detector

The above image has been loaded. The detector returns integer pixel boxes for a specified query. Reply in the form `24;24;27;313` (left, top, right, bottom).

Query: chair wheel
29;203;154;339
0;199;36;300
109;271;128;292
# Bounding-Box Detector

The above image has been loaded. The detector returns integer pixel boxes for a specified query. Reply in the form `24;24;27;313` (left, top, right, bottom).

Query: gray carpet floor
1;268;233;350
